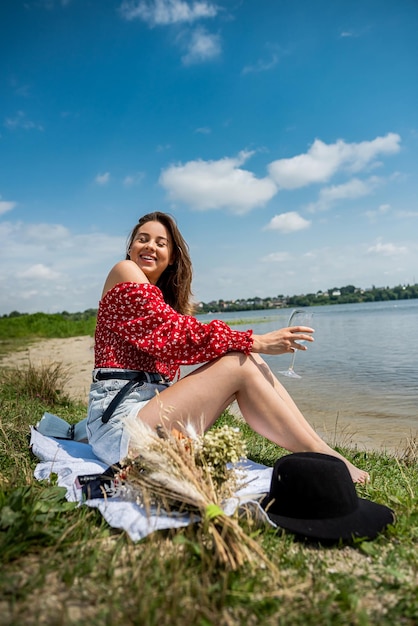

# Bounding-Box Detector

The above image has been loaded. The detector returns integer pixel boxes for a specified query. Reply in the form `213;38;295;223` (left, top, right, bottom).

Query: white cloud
120;1;221;65
14;83;31;98
0;221;126;314
365;203;391;221
367;240;408;256
378;203;391;212
119;0;218;25
242;51;280;75
95;172;110;185
4;111;44;131
307;176;381;212
261;251;291;263
194;237;413;303
396;210;418;218
265;212;311;233
0;198;17;216
181;27;221;65
123;171;145;187
268;133;401;189
18;264;61;280
159;151;277;213
158;132;402;217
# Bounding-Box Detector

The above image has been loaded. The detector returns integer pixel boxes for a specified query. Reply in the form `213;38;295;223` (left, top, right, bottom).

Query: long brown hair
126;212;194;315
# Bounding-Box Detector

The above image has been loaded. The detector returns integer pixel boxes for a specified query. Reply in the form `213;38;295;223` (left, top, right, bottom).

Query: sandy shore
1;336;415;454
1;336;94;403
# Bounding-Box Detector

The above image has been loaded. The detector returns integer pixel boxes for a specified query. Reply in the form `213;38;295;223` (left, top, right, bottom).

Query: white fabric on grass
30;427;275;541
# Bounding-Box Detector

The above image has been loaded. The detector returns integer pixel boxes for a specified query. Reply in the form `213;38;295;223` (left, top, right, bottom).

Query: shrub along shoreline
0;352;417;624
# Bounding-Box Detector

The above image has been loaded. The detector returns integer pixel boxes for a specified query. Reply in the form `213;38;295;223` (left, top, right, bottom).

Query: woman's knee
218;351;267;378
219;351;252;371
189;351;266;383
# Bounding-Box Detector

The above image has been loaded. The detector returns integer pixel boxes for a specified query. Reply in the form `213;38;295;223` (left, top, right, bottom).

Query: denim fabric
87;368;170;466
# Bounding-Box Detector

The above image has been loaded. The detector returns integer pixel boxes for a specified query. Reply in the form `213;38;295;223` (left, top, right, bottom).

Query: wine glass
278;309;313;379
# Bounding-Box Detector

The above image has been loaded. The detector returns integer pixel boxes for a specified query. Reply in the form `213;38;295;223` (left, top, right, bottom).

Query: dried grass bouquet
114;414;275;572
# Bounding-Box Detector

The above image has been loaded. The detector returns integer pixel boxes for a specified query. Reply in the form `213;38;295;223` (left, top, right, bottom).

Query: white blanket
30;427;275;541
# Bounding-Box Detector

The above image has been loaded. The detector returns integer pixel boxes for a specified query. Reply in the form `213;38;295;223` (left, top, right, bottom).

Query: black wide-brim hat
261;452;395;543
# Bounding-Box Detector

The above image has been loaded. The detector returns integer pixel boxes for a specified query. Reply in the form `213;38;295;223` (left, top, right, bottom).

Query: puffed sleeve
98;282;253;366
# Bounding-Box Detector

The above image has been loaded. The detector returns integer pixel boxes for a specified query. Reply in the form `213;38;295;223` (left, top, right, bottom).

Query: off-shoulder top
94;282;253;381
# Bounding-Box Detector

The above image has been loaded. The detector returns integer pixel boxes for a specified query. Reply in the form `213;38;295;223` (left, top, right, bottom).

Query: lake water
199;300;418;453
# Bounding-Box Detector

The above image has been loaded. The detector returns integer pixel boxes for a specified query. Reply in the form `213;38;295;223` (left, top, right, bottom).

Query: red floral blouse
94;282;254;381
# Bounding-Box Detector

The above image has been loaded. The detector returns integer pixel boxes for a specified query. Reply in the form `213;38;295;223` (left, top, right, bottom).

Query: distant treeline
1;284;417;339
287;283;418;308
198;283;418;313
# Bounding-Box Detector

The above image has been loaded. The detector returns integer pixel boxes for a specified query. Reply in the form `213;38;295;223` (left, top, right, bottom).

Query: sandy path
1;336;94;403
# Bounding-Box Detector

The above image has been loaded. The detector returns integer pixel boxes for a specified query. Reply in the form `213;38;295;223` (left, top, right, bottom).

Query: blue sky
1;0;417;314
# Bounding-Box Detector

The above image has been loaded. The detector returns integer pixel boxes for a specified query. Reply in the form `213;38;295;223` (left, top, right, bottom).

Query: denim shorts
87;368;171;466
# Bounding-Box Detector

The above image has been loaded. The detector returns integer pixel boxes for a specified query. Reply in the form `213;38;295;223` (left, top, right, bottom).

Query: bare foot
319;444;370;483
345;460;370;484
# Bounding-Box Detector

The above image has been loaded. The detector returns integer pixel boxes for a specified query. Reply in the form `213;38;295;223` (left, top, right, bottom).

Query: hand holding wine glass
279;309;314;378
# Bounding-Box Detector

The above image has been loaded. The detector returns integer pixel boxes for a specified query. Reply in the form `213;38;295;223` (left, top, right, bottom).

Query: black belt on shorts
94;370;169;424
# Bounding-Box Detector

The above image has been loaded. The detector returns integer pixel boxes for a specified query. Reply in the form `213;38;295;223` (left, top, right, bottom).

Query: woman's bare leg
137;352;369;483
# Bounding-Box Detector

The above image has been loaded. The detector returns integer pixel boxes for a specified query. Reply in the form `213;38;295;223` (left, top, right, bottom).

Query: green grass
0;360;417;626
0;312;96;355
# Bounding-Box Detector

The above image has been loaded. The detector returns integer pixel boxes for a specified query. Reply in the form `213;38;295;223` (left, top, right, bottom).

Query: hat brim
262;497;395;543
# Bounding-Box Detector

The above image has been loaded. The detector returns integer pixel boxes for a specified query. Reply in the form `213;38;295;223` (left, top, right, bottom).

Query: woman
87;212;369;483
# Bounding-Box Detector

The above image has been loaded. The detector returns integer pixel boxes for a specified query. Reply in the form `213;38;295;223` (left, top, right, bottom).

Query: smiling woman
125;211;194;314
86;211;369;484
128;223;173;283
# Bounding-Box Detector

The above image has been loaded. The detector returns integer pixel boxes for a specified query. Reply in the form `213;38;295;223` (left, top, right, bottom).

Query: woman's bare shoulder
101;260;149;298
